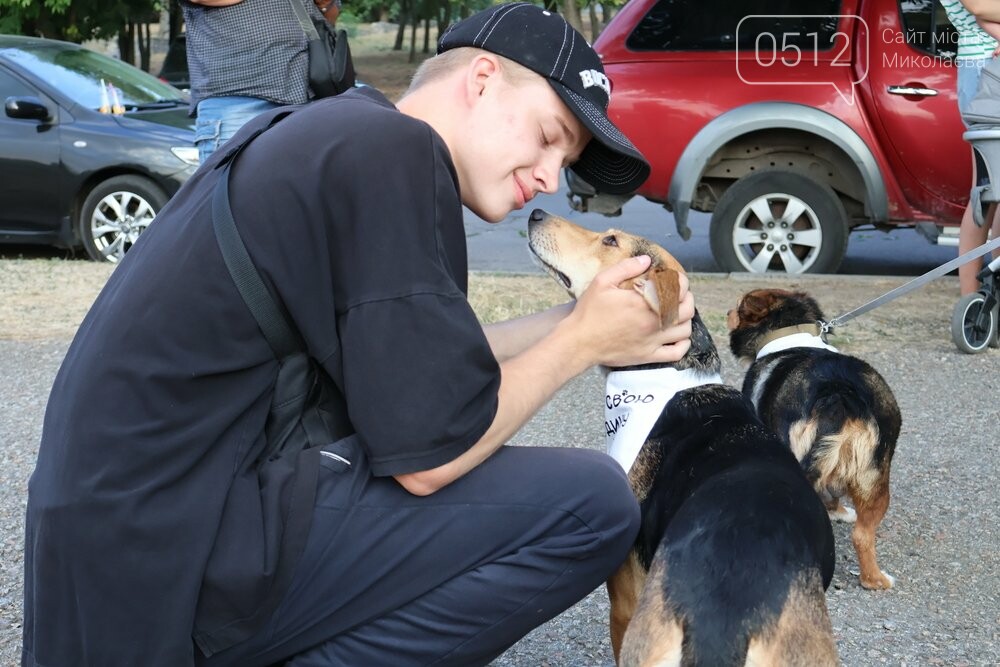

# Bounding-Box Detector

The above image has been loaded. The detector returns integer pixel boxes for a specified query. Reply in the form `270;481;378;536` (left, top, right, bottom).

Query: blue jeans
194;97;282;163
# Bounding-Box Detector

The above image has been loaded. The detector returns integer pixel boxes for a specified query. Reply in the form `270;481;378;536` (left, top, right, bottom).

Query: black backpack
287;0;357;98
194;113;355;655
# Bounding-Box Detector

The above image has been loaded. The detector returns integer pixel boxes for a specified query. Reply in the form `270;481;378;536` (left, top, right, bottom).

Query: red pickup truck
568;0;971;274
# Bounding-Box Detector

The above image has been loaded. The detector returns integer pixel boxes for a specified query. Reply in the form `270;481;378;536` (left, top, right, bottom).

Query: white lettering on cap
579;69;611;97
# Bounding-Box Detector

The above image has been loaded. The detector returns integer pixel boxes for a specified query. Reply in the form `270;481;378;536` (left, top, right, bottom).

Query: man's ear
633;267;682;328
468;53;501;99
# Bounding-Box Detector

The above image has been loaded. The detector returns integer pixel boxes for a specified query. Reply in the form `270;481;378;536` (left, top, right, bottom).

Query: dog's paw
860;570;895;590
828;505;857;523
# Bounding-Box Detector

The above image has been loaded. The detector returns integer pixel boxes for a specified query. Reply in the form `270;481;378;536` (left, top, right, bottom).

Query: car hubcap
90;191;156;262
731;193;822;273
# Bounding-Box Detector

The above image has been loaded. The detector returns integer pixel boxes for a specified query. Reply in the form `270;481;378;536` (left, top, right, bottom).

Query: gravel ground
1;260;998;665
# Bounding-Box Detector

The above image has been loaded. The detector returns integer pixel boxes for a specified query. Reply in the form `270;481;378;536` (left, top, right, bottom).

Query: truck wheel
78;175;167;263
709;171;849;274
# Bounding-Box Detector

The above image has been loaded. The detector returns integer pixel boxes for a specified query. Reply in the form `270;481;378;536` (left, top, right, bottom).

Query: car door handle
887;85;938;96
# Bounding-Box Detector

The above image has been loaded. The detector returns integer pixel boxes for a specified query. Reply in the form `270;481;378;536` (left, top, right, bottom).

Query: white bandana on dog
605;367;723;472
756;333;838;359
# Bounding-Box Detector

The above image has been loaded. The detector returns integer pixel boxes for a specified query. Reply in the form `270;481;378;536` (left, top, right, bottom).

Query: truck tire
709;171;850;274
78;175;167;263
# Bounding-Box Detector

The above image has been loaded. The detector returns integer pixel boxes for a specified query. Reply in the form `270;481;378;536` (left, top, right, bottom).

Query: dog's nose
529;209;547;223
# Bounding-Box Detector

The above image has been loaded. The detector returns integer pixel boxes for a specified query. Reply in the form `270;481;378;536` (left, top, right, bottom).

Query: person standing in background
941;0;1000;294
959;0;1000;23
182;0;341;162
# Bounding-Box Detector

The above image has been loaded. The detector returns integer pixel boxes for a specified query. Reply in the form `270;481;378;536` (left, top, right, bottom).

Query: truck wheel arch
667;102;888;238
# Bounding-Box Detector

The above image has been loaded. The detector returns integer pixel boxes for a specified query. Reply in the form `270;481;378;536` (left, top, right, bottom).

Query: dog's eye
602;235;618;247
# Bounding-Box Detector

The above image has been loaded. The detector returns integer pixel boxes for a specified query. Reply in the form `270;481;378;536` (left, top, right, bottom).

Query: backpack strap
196;114;354;657
209;114;354;441
211;113;300;360
286;0;321;41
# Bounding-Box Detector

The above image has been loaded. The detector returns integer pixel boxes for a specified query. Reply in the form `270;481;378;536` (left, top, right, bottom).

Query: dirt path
0;257;964;348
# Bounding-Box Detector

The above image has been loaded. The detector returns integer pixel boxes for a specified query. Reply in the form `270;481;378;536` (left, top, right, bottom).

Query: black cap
438;2;650;195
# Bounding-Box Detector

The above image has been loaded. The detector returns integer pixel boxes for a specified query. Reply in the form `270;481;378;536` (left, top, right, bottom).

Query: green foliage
0;0;161;42
343;0;399;22
0;0;613;54
0;0;68;37
335;10;363;26
348;0;515;26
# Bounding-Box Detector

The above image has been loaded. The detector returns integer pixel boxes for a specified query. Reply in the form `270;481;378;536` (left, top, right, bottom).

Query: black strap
197;112;355;658
286;0;320;40
211;119;300;360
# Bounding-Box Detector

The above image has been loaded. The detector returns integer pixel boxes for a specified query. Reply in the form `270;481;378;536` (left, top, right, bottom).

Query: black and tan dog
728;288;901;591
527;209;838;666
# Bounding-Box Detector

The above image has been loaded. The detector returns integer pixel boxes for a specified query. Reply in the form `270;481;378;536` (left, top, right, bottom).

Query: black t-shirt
22;89;500;666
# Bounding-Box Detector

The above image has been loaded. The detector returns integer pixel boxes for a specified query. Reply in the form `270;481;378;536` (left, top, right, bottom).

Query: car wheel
709;171;849;274
950;292;997;354
78;175;167;263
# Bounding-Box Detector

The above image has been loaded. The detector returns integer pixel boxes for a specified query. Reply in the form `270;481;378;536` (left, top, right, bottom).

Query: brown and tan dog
728;288;901;591
528;210;839;666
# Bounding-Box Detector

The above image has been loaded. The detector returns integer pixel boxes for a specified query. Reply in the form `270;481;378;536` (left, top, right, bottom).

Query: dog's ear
737;290;781;325
634;267;682;328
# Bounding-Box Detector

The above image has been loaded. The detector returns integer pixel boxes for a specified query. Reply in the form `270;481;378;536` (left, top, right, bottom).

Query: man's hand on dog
567;255;694;367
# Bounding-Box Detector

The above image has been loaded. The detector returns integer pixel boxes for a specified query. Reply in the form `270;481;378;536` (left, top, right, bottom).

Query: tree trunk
423;17;430;53
409;14;418;63
437;0;452;42
118;24;135;65
543;0;557;12
394;0;409;50
139;22;151;72
169;0;184;43
588;1;600;42
561;0;583;33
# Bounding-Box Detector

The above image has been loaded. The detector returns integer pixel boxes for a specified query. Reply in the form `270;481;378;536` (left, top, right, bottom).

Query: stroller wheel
951;292;997;353
991;302;1000;349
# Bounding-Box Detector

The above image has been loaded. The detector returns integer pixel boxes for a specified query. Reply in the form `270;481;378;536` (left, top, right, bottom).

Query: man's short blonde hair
405;46;539;95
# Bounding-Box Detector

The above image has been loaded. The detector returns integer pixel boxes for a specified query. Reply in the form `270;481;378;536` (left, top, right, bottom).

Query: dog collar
755;323;838;359
605;367;723;472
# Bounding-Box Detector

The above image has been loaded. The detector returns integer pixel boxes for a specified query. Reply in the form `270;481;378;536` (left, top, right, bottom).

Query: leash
821;235;1000;335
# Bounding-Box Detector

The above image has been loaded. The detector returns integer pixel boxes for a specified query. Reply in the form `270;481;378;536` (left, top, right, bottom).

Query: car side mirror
5;96;52;122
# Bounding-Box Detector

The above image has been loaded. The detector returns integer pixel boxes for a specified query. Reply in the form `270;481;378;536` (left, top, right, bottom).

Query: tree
0;0;77;39
394;0;410;50
0;0;162;42
391;0;507;56
595;0;626;36
561;0;582;33
0;0;161;67
167;0;183;43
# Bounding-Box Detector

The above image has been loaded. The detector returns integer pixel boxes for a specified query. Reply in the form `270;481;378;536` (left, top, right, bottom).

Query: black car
0;34;198;262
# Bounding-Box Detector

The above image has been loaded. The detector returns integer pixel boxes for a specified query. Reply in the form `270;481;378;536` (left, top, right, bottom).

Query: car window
0;43;186;111
0;67;37;99
899;0;958;58
627;0;843;51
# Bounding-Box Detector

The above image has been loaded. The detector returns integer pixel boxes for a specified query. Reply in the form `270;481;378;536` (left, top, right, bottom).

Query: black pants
199;443;639;666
